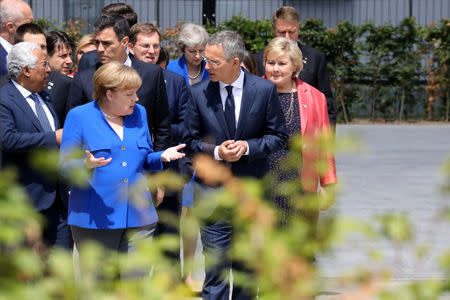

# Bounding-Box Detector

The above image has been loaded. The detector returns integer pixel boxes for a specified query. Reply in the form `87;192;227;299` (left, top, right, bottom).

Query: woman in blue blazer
167;23;209;86
59;62;185;259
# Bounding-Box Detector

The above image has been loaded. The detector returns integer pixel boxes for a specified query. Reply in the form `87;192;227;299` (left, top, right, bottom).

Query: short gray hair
177;23;209;52
0;0;25;29
7;42;40;80
208;30;245;62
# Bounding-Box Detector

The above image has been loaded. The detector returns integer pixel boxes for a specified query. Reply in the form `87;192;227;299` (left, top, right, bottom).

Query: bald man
0;0;33;86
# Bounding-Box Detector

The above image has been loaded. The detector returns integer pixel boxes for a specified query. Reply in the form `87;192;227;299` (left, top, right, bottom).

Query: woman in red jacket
263;37;337;225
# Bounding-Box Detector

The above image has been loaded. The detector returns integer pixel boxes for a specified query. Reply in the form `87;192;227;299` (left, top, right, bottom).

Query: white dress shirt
12;80;56;131
0;36;13;53
214;69;249;160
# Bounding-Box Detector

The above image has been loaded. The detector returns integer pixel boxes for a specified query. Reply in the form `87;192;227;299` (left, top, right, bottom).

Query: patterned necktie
224;85;236;138
30;93;53;132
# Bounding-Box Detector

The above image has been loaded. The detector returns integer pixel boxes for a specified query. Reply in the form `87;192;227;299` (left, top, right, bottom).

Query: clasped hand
218;140;247;162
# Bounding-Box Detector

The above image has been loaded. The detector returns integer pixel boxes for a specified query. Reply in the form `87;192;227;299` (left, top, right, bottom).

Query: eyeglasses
137;43;160;50
202;55;222;67
187;49;204;56
32;60;49;69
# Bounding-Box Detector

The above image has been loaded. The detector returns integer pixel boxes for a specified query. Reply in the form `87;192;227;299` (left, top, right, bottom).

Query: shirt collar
219;68;244;90
124;55;132;67
12;80;33;99
0;36;13;53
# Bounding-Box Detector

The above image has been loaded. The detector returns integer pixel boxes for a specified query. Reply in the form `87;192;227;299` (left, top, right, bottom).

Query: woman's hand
84;150;112;169
161;144;186;162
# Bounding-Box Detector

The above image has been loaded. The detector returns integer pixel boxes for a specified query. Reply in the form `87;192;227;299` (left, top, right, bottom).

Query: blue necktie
224;85;236;138
30;93;53;132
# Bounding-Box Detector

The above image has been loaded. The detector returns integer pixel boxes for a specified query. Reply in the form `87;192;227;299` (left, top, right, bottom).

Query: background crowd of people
0;1;337;299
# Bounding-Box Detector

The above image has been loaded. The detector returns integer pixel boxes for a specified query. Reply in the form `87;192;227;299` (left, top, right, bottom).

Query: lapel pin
303;57;308;64
303;104;307;108
49;82;54;86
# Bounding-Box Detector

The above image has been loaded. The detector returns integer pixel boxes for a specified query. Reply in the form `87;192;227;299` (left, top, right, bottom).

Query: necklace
187;67;201;79
285;80;296;125
101;109;121;119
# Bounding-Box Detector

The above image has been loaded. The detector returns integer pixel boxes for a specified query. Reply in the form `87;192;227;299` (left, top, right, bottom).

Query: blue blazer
167;55;209;86
0;81;60;210
182;71;288;181
66;55;171;152
59;102;163;229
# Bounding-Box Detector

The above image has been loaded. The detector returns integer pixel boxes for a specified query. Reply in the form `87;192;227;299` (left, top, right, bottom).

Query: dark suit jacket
66;55;171;151
76;49;99;71
46;71;72;126
0;44;9;88
254;42;336;127
0;81;60;211
183;71;288;181
163;69;190;144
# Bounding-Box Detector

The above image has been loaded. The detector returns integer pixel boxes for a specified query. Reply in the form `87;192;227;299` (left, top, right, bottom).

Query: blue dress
59;101;163;229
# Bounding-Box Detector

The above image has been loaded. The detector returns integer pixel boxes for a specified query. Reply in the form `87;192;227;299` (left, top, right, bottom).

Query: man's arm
245;85;288;160
316;52;336;128
0;102;57;152
182;93;216;157
170;78;190;144
152;67;171;152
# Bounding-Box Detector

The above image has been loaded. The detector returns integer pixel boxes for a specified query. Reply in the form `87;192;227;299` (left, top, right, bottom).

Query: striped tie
30;93;52;132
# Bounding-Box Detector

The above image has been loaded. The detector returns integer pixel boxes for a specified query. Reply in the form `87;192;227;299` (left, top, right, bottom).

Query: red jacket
263;76;337;192
295;78;337;192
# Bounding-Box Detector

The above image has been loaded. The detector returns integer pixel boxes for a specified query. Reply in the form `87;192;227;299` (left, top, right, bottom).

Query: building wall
27;0;450;31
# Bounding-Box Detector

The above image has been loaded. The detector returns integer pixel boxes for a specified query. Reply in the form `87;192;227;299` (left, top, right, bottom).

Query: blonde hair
264;37;303;78
93;61;142;101
76;34;95;54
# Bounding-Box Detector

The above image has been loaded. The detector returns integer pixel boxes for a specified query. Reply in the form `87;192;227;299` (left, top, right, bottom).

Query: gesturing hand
84;150;112;169
161;143;186;162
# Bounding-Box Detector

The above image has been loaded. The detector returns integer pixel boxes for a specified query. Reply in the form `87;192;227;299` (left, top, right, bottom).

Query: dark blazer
183;71;288;180
46;71;72;126
0;81;60;211
254;42;336;127
0;44;9;88
76;49;99;71
66;55;171;151
163;69;190;144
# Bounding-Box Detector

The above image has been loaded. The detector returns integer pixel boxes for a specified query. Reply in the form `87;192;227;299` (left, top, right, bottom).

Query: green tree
359;22;398;121
423;19;450;121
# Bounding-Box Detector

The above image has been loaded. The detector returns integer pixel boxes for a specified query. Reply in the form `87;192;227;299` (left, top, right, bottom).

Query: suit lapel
39;90;60;130
235;73;254;138
8;82;44;131
204;81;231;139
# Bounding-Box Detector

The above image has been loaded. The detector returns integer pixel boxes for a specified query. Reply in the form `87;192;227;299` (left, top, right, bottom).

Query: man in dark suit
0;42;69;249
128;22;190;237
15;24;73;127
66;15;171;151
254;6;336;127
183;30;288;300
76;2;138;71
0;0;33;87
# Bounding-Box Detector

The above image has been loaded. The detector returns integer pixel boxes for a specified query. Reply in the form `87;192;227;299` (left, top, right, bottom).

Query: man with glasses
183;30;288;300
128;22;190;263
0;42;70;249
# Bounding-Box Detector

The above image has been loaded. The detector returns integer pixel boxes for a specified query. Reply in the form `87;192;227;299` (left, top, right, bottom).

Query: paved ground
189;124;450;299
316;124;450;299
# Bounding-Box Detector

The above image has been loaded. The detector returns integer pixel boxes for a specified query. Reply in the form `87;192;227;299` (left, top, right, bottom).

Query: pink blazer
294;78;337;192
263;76;337;192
